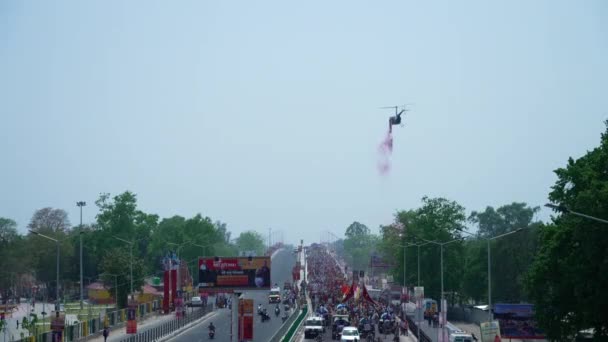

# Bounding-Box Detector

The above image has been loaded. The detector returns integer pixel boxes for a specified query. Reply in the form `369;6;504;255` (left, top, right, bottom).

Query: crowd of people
305;244;409;341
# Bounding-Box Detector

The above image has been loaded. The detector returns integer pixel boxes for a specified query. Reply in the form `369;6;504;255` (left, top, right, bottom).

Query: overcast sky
1;1;606;243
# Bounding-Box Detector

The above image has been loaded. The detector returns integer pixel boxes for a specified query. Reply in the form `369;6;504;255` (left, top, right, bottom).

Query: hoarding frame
198;256;271;292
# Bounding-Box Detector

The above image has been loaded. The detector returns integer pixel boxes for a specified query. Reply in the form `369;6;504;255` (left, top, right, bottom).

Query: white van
449;333;474;342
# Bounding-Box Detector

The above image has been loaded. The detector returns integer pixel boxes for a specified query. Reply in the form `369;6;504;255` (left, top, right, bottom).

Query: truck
422;298;437;320
269;286;282;303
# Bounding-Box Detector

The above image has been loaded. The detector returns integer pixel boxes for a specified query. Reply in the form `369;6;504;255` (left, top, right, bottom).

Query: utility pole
77;201;86;310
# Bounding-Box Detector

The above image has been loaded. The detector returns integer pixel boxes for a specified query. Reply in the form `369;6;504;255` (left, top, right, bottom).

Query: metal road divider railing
406;314;432;342
118;304;212;342
282;306;307;342
268;302;306;342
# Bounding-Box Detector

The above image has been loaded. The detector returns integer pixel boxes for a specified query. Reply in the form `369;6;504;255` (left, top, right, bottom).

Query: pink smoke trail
377;132;393;175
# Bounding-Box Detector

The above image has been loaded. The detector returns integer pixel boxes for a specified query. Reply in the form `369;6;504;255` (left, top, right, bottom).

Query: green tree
235;231;266;256
345;221;370;239
0;217;27;302
99;247;145;308
525;122;608;340
385;197;466;300
27;208;71;232
342;222;378;272
27;208;74;301
465;202;540;303
95;191;158;273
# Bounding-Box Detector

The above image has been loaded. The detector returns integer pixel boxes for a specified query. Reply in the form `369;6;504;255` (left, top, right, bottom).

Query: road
168;248;296;342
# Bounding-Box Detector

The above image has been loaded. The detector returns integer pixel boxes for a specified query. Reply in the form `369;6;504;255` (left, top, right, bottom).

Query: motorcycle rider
275;304;280;315
257;304;263;314
208;322;215;338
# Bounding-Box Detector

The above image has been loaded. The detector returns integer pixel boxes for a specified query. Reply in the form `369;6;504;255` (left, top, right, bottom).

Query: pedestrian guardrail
406;315;432;342
118;304;212;342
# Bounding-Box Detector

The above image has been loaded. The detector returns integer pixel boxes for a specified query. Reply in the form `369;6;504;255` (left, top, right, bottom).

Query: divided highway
168;249;296;342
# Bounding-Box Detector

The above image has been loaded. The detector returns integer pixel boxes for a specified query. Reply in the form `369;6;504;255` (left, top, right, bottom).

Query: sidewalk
395;316;417;342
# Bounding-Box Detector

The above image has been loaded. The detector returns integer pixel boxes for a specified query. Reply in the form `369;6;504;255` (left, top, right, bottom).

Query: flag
342;281;355;302
341;284;350;295
361;284;377;305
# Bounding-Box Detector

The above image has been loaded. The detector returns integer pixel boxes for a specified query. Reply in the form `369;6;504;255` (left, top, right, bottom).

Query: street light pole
418;237;462;342
29;230;60;310
77;201;86;310
458;228;524;321
487;237;491;322
417;244;420;286
113;236;134;300
545;203;608;224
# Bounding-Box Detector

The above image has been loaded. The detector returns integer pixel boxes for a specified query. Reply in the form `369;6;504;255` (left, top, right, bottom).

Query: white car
189;296;203;307
340;327;360;342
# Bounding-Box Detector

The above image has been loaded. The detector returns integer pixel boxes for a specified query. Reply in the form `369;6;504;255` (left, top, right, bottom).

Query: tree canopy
525;122;608;339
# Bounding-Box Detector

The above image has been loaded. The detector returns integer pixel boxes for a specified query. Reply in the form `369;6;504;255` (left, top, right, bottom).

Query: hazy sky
1;1;606;243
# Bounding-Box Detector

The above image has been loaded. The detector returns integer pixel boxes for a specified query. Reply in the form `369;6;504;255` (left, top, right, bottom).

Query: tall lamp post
395;242;417;289
192;243;214;258
113;236;135;300
545;203;608;225
76;201;86;310
459;228;523;321
418;236;463;342
29;230;60;311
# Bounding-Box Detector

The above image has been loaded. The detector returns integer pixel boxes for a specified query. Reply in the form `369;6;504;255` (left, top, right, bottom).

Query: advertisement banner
126;303;137;334
50;312;65;332
163;270;170;313
493;304;545;339
414;287;424;308
239;299;254;315
126;320;137;334
239;299;254;341
238;316;254;340
198;257;271;290
171;269;177;304
480;321;501;342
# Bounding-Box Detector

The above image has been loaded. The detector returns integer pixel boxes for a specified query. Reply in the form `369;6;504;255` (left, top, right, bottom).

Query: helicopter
380;105;410;133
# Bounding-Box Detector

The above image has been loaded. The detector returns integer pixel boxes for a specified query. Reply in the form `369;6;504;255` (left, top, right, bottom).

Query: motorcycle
261;311;271;322
275;306;280;317
209;330;215;339
281;313;288;323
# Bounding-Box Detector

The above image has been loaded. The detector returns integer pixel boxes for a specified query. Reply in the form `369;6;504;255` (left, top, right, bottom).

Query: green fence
282;306;307;342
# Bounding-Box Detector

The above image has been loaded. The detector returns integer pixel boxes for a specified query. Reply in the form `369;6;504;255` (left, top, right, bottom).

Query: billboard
480;321;501;342
198;257;271;291
493;304;545;339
